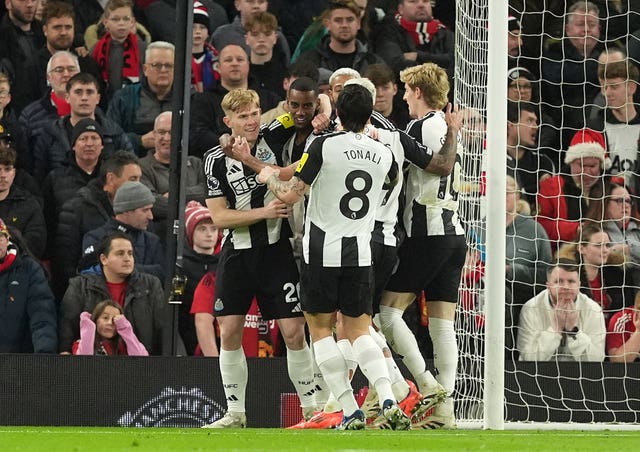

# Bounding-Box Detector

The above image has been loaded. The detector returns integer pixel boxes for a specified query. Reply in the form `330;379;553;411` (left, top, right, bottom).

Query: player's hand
264;199;291;219
445;103;462;133
312;112;331;134
364;125;379;141
258;166;278;184
229;136;251;162
219;133;232;156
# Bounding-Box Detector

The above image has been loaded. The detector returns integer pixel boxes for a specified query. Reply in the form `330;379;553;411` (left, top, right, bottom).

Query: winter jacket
18;91;58;157
0;185;47;258
0;247;57;353
59;271;170;355
296;35;384;75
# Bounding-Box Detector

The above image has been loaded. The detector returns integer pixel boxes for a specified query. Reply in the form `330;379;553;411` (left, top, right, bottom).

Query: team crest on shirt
255;147;273;162
214;298;224;312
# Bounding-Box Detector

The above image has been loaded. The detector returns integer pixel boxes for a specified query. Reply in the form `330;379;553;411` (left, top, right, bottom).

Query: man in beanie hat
191;1;220;92
180;200;220;355
508;15;522;60
537;128;609;251
80;180;164;282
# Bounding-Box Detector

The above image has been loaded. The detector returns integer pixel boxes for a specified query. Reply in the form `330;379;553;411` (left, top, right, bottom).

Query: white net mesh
453;0;640;425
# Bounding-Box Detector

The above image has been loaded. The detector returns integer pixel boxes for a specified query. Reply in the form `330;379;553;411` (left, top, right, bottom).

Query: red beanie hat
564;128;610;169
185;200;212;247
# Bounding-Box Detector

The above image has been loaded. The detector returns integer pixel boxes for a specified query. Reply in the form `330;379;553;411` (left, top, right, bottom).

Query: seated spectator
42;118;104;258
0;219;57;353
245;12;288;99
589;59;640;190
517;258;606;362
191;1;219;93
106;41;175;156
506;101;555;206
72;299;149;355
211;0;290;66
557;222;633;324
81;180;164;282
607;290;640;363
537;128;610;251
180;201;220;355
19;51;80;160
188;44;280;156
371;0;455;78
295;0;383;75
90;0;147;102
52;151;141;299
364;63;411;130
59;231;171;354
139;111;206;239
0;0;45;113
32;72;134;182
0;144;46;259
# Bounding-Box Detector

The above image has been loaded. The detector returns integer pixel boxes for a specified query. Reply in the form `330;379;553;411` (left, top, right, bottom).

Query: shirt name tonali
343;149;382;165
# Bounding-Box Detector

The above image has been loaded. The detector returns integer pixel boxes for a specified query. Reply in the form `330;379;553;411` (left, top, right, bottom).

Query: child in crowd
191;1;219;92
73;299;149;356
91;0;146;101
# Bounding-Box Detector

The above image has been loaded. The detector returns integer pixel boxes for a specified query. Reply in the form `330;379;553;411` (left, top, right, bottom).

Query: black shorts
371;242;398;313
300;263;374;318
214;239;303;320
385;235;467;302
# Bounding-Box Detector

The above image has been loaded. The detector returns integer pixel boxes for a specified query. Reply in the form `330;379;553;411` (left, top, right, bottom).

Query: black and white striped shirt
203;117;295;249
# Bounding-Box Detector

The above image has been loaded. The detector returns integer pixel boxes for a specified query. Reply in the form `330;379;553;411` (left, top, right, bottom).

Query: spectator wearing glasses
107;41;175;156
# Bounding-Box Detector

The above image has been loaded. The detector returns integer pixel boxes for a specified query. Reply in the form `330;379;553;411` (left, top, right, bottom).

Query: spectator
371;0;455;78
589;59;640;190
42;118;104;257
145;0;229;44
19;51;80;159
180;200;221;355
506;101;554;206
0;218;57;353
0;0;45;113
139;111;206;239
191;1;219;93
72;300;149;355
363;63;411;130
35;1;103;101
296;0;383;75
81;180;164;282
0;72;30;174
107;41;175;156
540;1;606;149
211;0;290;66
0;144;46;259
557;221;632;324
91;0;147;102
245;12;287;99
188;44;280;157
508;15;523;62
517;258;606;362
32;72;134;182
607;290;640;363
59;231;171;354
51;150;141;299
587;47;628;122
536;128;610;251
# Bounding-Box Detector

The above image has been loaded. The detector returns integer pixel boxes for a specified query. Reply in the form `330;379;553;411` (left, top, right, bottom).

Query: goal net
453;0;640;427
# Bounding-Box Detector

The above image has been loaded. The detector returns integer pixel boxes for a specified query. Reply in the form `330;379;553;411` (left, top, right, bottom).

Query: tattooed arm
258;167;309;205
424;103;461;176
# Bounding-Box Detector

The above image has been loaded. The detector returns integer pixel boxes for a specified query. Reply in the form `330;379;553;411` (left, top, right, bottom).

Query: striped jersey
203;115;296;249
296;130;398;267
403;110;465;237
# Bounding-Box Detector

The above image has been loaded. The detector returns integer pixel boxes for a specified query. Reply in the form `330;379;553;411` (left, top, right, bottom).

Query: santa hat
185;200;213;247
564;128;611;170
193;1;210;32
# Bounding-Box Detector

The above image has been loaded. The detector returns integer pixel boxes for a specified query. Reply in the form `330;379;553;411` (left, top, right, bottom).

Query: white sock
287;345;316;409
310;342;330;410
313;336;358;415
336;339;358;380
378;305;430;390
368;325;409;401
429;317;458;395
219;348;247;413
351;335;395;405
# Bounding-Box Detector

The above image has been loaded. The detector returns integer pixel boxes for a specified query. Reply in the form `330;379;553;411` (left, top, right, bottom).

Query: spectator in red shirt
607;290;640;362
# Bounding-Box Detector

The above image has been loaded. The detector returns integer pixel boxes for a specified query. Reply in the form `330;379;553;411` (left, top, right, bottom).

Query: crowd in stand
0;0;639;391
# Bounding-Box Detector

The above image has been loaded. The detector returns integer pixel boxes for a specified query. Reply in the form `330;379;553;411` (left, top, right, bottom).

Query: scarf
50;91;71;116
0;243;17;274
92;32;140;84
395;13;445;46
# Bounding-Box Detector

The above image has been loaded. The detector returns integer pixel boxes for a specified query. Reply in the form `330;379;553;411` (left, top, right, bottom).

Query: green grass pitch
1;427;640;451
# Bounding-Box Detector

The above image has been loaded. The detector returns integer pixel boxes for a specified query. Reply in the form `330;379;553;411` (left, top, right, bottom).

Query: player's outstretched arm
258;167;308;205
